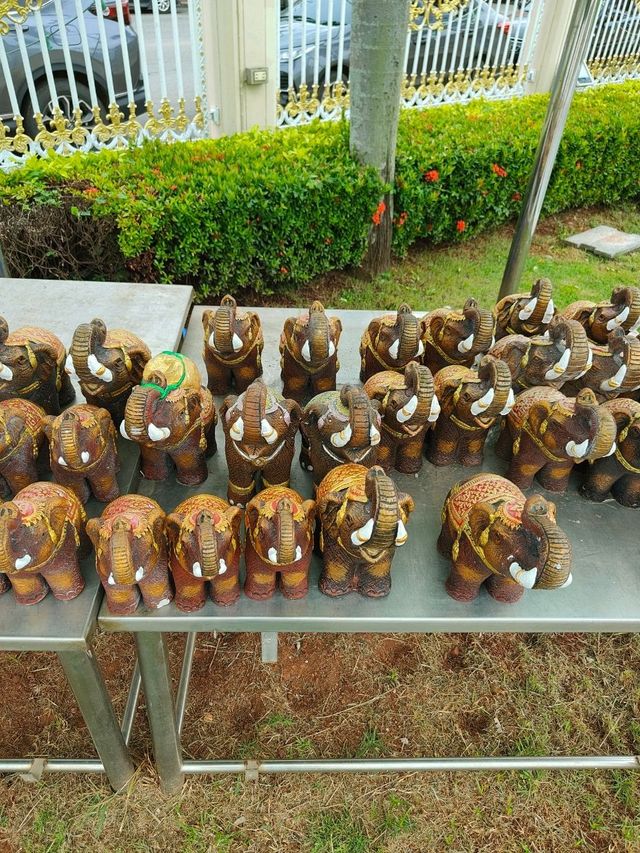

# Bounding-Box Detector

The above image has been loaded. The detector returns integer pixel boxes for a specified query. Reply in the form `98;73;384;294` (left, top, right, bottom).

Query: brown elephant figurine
493;277;556;340
316;464;414;598
0;482;88;605
202;295;264;394
220;379;301;506
0;317;75;414
166;494;242;610
496;387;617;493
87;494;171;614
67;318;151;424
426;355;514;467
244;486;315;600
582;398;640;507
359;304;425;382
363;362;440;474
562;328;640;402
421;298;496;375
561;285;640;344
43;404;120;504
121;352;217;485
488;316;592;391
438;473;573;604
300;385;382;485
279;300;342;402
0;399;47;497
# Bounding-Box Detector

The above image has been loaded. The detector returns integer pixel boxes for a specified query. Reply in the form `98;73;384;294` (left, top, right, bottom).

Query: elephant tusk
261;418;278;445
573;348;593;379
397;395;418;424
566;438;589;459
351;518;374;546
268;547;278;563
518;296;538;321
606;305;630;331
192;561;203;578
295;546;302;561
542;299;555;324
428;394;441;422
329;340;336;357
395;519;408;546
81;451;90;464
301;340;312;362
417;340;425;357
604;440;617;457
219;559;228;575
58;456;68;467
544;347;571;380
232;333;243;352
471;387;495;416
628;316;640;337
156;598;171;608
0;363;13;381
509;561;537;589
208;332;216;349
14;554;31;570
120;421;131;440
560;573;573;588
135;567;144;582
87;354;113;383
388;339;401;361
369;424;381;445
457;333;475;354
107;573;116;586
230;417;244;441
65;354;76;375
331;422;352;448
500;388;516;416
601;364;627;391
148;423;171;442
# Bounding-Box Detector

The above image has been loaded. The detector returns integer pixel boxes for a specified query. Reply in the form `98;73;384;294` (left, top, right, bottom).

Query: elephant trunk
366;467;400;553
588;407;617;461
565;322;590;379
242;381;267;445
344;386;373;446
197;512;219;579
406;362;435;421
397;305;420;364
277;497;296;564
528;277;554;324
213;295;237;354
470;307;495;354
59;412;81;467
474;357;513;419
522;500;572;590
308;302;330;362
71;319;111;383
0;508;17;573
110;523;136;586
123;385;150;439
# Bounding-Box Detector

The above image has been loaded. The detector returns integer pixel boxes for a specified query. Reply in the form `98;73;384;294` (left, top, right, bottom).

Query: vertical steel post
498;0;602;300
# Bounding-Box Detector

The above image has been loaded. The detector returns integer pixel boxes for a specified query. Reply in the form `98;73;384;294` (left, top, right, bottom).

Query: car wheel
23;80;108;141
157;0;171;12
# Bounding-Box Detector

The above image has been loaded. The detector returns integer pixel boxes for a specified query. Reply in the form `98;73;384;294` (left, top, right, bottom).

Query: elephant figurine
561;285;640;344
438;473;573;604
363;362;440;474
220;379;301;506
496;387;617;493
279;300;342;402
67;318;151;425
43;404;120;504
300;385;382;485
166;494;242;610
0;482;88;605
0;317;75;415
121;352;217;486
582;397;640;507
421;298;496;375
86;494;171;614
202;295;264;394
316;464;414;598
426;355;514;467
562;328;640;402
359;304;425;383
488;316;592;391
493;277;556;340
0;399;47;497
244;486;316;600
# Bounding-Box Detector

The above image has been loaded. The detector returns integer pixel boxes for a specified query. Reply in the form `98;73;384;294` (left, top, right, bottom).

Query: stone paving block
565;225;640;258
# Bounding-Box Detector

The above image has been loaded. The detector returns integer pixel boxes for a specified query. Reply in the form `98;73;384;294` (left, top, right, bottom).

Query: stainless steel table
98;308;640;792
0;278;193;790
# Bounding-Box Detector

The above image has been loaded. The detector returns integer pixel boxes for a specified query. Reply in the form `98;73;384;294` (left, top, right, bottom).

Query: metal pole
498;0;602;299
175;632;197;735
0;247;7;277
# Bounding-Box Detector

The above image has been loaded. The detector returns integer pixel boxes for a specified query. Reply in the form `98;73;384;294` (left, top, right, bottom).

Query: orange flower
512;191;522;201
396;211;408;227
456;220;466;233
423;169;439;183
84;186;99;197
492;163;508;178
372;200;386;226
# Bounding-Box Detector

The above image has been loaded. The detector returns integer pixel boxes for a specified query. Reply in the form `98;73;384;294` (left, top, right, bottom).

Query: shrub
1;81;640;296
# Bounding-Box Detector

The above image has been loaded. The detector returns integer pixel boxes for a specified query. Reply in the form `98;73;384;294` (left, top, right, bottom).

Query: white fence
585;0;640;85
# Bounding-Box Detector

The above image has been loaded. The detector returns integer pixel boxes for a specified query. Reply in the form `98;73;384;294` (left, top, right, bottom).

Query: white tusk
388;339;400;361
192;562;203;578
457;333;475;354
417;340;425;357
518;297;538;321
230;417;244;441
471;387;495;416
295;546;302;561
628;316;640;337
566;439;589;459
156;598;171;608
301;340;312;362
544;347;571;380
232;333;243;352
560;573;573;589
369;424;380;445
148;423;171;442
509;561;537;589
208;332;216;349
0;363;13;381
135;567;144;582
395;519;408;546
14;554;31;570
397;395;418;423
351;518;374;546
573;348;593;380
58;456;68;467
268;547;278;563
602;363;627;391
87;354;113;383
65;354;76;375
500;388;516;416
331;422;352;448
218;559;227;575
120;421;131;440
107;573;116;586
81;451;90;464
606;305;630;331
261;418;278;445
542;299;555;325
328;340;336;357
428;395;441;422
604;440;616;457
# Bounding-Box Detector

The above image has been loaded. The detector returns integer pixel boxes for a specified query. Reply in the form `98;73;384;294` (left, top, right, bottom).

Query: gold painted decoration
0;0;41;36
409;0;469;32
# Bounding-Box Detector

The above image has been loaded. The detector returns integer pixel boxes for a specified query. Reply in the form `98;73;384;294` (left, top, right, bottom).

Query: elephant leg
360;350;380;384
0;572;9;594
536;461;573;493
52;469;91;504
171;443;208;487
204;417;217;458
58;370;76;407
460;432;487;467
41;532;85;600
140;446;170;481
226;454;255;507
89;468;120;503
507;454;545;491
485;573;525;604
494;423;513;460
8;572;49;605
3;456;40;495
581;465;618;502
244;539;276;600
172;560;207;612
205;357;232;396
444;541;491;602
426;420;459;467
612;474;640;508
358;556;393;598
212;570;240;606
234;352;263;393
311;364;337;396
262;439;296;489
436;518;456;559
319;541;356;597
280;550;312;600
102;579;141;615
374;432;396;472
395;436;425;475
281;350;309;402
299;433;312;471
138;558;173;610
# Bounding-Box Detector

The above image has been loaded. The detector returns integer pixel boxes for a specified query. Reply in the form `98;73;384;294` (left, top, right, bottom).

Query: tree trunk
349;0;411;277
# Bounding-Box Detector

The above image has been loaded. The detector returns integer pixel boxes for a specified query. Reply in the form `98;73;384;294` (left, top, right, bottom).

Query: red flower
84;186;99;197
372;200;386;226
512;191;522;201
279;266;288;274
492;163;508;178
456;220;466;233
423;169;440;183
396;211;408;227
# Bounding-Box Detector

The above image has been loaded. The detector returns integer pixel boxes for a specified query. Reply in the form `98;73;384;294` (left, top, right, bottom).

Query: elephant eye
389;398;398;409
345;513;354;525
463;391;472;402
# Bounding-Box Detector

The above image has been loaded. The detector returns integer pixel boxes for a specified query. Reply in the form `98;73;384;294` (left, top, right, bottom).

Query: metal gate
585;0;640;85
0;0;208;170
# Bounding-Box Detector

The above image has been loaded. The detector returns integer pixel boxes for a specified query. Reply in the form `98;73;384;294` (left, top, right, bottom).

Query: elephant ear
467;501;496;544
331;317;343;344
399;492;415;522
165;512;182;546
285;399;302;431
525;400;554;435
85;517;101;547
302;498;316;525
49;503;70;541
148;507;166;545
129;345;151;382
201;309;215;338
245;503;259;534
30;341;59;380
4;414;26;444
219;395;238;426
185;388;203;422
42;414;56;441
282;317;296;346
317;490;343;525
228;505;243;538
248;312;262;341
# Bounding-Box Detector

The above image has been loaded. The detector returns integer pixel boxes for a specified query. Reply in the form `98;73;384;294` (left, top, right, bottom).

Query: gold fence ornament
409;0;469;32
0;0;41;36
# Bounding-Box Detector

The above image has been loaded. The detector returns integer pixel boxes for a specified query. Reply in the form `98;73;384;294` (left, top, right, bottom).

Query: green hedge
1;81;640;295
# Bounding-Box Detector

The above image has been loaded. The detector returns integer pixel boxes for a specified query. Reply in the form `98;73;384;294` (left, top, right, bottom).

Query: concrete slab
565;225;640;258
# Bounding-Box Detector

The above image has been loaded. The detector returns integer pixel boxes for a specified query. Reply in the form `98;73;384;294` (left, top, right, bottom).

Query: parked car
137;0;171;12
0;0;145;136
590;0;640;59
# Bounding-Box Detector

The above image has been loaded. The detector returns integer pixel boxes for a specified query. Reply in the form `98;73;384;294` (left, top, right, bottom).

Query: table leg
57;647;135;792
134;632;184;793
